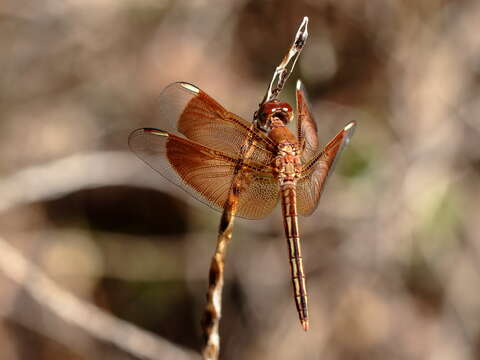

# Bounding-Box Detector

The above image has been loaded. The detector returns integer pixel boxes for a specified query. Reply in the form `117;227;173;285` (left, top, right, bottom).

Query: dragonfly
129;80;356;331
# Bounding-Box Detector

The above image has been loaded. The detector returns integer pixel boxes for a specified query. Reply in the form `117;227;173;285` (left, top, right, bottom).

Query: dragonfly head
256;100;293;130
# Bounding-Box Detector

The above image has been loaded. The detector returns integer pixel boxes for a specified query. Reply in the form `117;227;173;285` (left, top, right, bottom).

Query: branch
201;193;237;360
0;150;188;213
259;16;309;106
0;237;197;360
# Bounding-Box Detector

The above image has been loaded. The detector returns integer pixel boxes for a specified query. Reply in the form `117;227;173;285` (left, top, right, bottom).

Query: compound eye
259;100;293;124
278;102;293;115
260;101;281;116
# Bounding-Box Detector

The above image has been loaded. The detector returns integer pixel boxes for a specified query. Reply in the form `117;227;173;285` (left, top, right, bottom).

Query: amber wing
129;82;281;219
296;121;356;216
296;80;319;163
153;82;277;166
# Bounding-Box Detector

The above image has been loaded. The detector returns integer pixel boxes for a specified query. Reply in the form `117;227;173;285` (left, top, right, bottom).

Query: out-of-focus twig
0;237;197;360
0;151;187;213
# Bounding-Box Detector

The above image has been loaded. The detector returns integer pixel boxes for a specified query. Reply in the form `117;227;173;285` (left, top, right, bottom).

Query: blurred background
1;0;479;359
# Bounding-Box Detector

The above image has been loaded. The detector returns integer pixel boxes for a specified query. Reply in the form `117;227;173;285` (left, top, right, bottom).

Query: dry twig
0;237;197;360
255;16;309;126
201;187;238;360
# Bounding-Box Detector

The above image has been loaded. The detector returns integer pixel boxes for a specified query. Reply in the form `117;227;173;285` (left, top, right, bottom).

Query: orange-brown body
261;101;309;331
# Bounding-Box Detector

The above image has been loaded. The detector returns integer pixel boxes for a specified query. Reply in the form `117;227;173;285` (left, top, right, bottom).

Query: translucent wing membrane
235;169;280;219
155;82;276;166
129;128;280;219
296;80;319;162
296;121;356;216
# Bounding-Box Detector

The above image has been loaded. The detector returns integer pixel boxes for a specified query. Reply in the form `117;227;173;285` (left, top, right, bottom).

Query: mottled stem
201;188;238;360
259;17;309;106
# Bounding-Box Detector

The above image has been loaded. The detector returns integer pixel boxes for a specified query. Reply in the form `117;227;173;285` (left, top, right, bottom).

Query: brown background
1;0;479;359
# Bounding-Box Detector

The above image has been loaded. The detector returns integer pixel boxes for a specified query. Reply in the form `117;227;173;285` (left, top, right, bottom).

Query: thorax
267;125;302;183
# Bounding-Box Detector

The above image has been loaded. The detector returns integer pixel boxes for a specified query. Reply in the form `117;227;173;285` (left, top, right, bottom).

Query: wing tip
296;79;304;90
342;121;356;145
142;128;169;136
130;128;169;136
128;128;169;147
179;82;200;94
296;79;312;111
344;121;356;136
344;121;356;132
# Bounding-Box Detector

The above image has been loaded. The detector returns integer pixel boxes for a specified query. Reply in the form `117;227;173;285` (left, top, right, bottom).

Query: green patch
338;145;370;178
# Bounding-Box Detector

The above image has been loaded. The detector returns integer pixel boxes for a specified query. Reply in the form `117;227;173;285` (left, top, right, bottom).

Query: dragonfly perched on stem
129;16;355;358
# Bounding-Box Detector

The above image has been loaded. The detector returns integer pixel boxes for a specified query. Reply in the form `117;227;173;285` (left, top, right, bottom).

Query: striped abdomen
281;181;309;331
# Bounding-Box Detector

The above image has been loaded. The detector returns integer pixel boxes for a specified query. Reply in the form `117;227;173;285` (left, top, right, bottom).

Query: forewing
296;80;319;162
296;121;356;216
154;82;276;166
129;128;280;219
